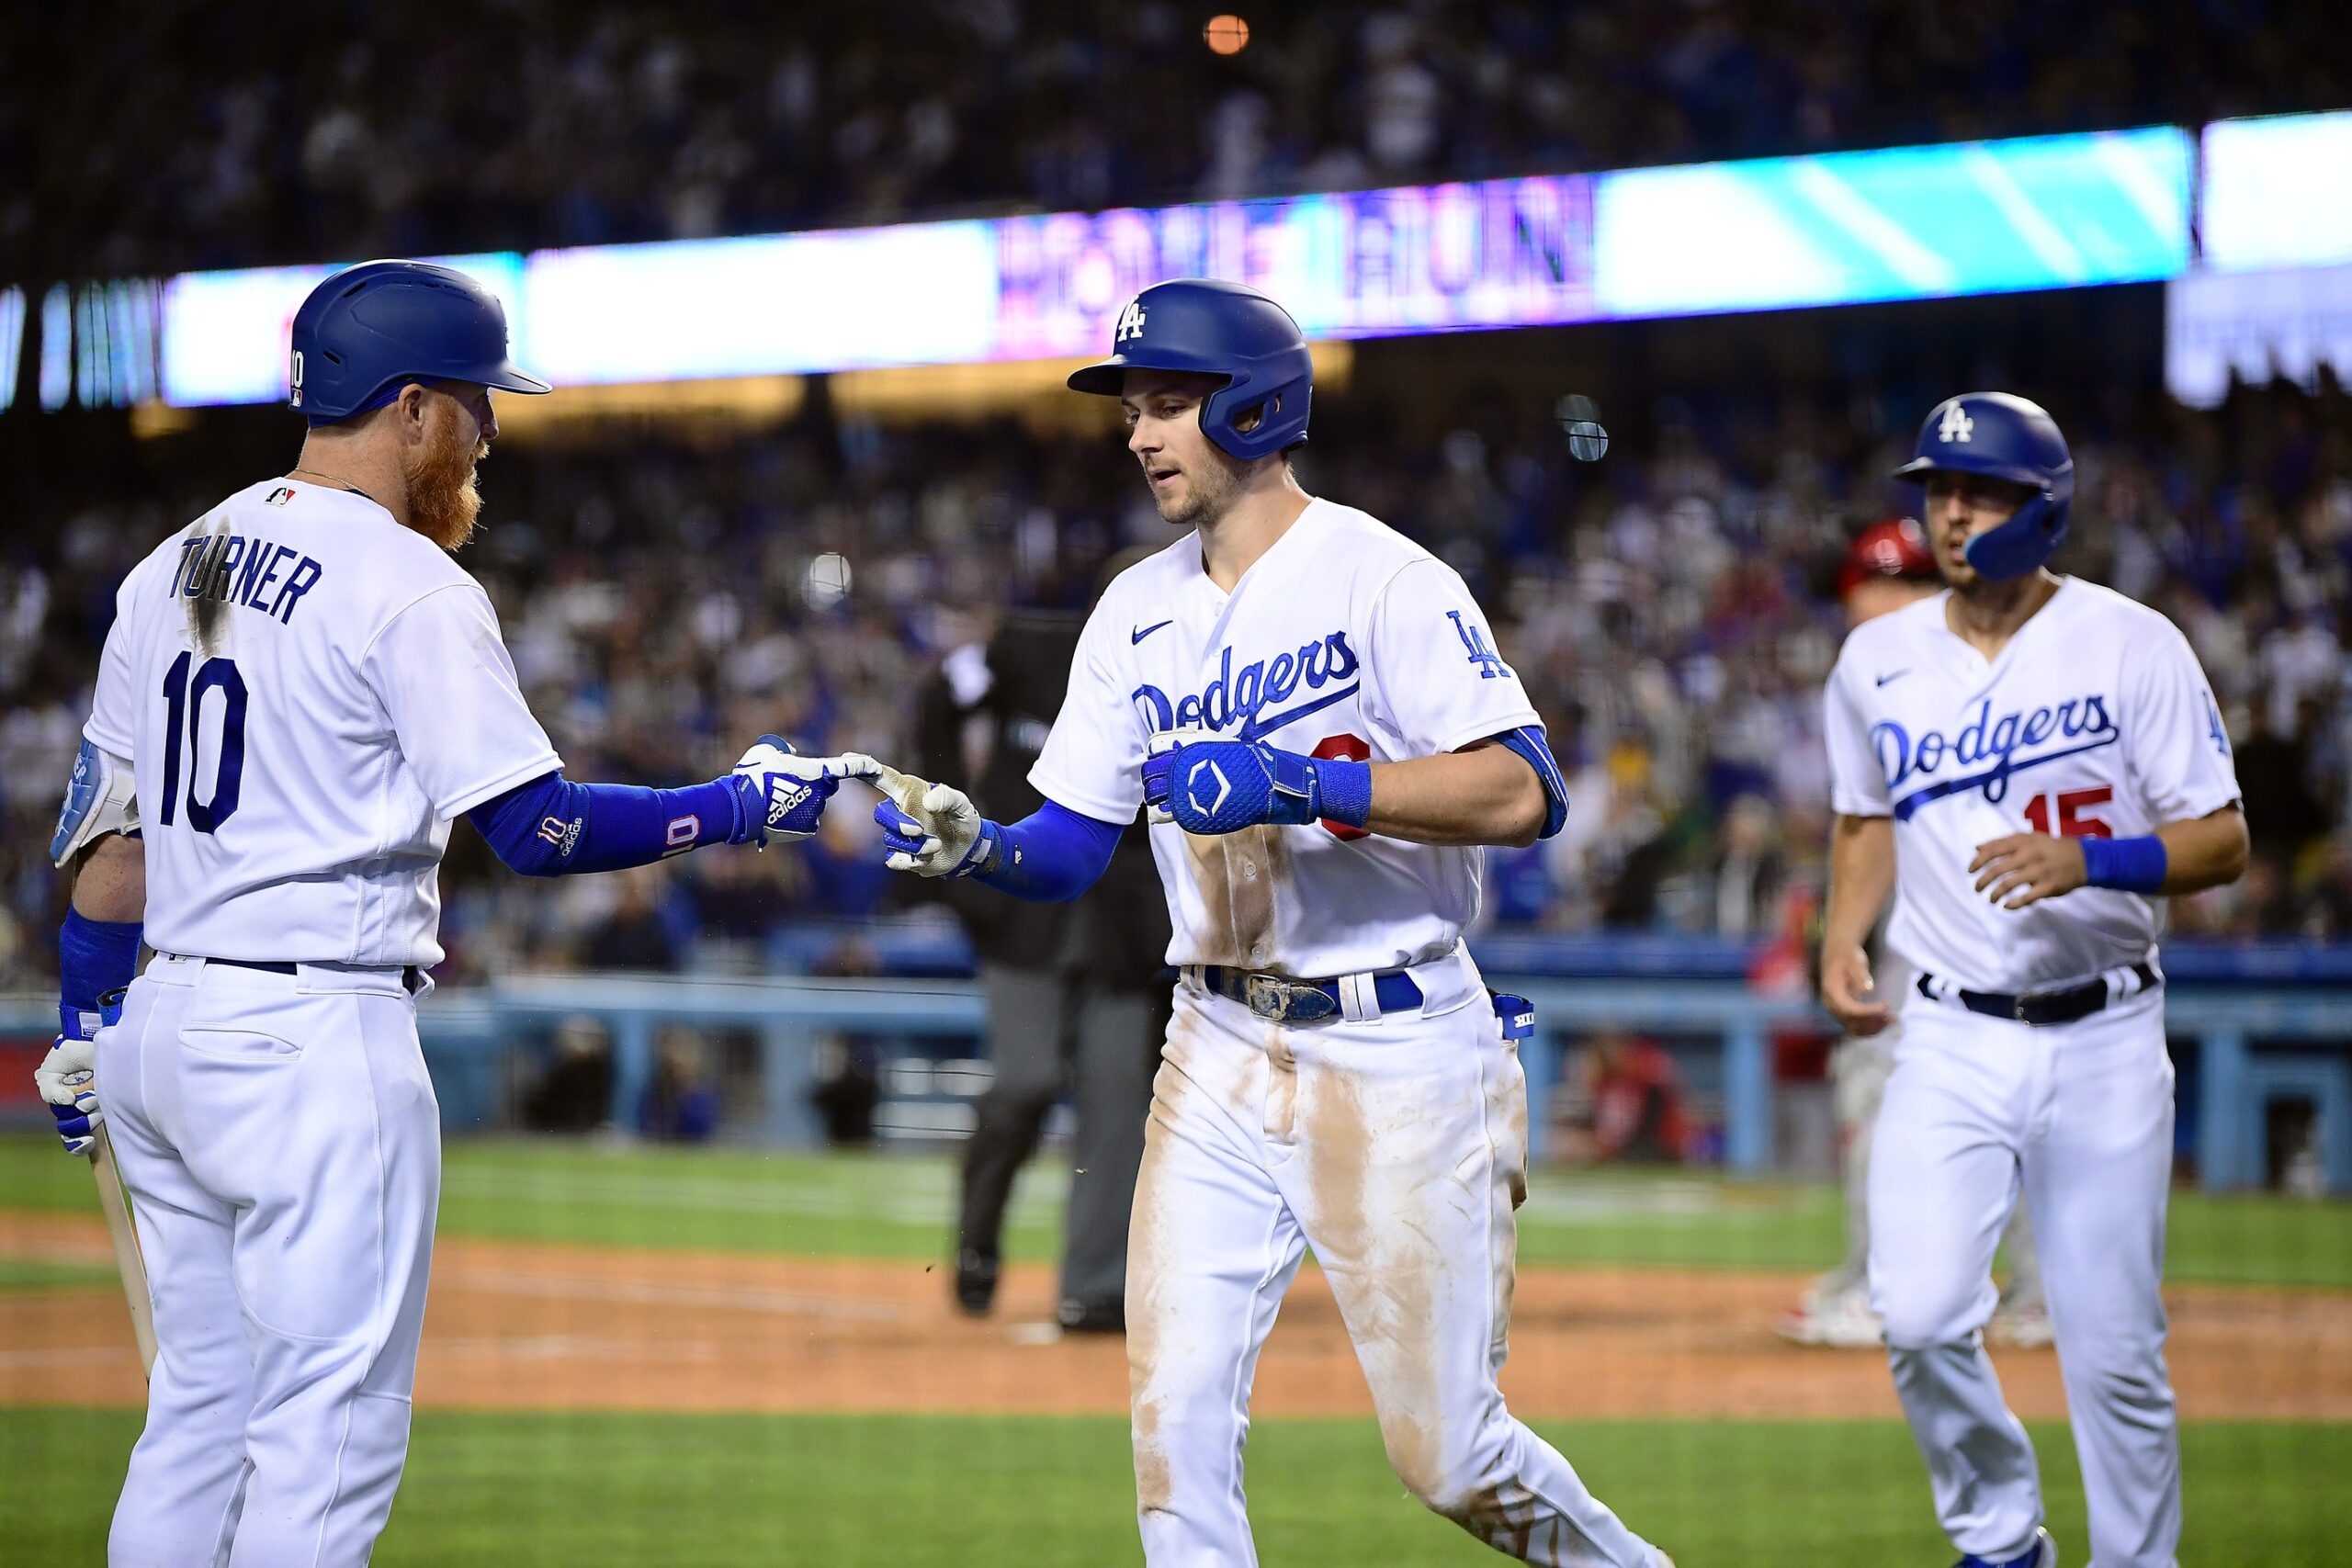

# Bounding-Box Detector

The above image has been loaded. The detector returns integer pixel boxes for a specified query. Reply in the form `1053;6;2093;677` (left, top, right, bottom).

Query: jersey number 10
158;651;248;833
2022;785;2111;840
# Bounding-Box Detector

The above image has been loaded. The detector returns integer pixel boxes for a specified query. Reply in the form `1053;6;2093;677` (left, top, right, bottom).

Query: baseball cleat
1777;1286;1884;1348
1988;1294;2054;1349
1056;1298;1125;1335
954;1249;999;1317
1954;1525;2054;1568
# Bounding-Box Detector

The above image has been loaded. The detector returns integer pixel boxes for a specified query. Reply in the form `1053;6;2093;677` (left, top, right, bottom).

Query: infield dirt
4;1210;2346;1420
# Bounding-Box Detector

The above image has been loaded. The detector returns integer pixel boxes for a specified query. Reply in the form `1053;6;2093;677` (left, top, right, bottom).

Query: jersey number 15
2022;785;2111;840
158;651;247;833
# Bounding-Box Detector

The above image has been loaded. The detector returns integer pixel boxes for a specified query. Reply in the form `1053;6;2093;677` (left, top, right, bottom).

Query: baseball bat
87;1126;156;1378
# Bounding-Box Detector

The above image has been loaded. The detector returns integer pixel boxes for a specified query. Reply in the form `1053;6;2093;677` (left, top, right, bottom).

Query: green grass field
4;1133;2346;1564
6;1134;2347;1285
3;1410;2345;1566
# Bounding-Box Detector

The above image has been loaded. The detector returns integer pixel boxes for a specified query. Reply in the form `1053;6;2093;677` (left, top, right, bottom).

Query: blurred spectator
4;368;2350;970
1702;794;1786;939
6;2;2349;279
1555;1027;1690;1165
523;1019;615;1134
641;1031;721;1142
2234;692;2328;863
584;866;682;972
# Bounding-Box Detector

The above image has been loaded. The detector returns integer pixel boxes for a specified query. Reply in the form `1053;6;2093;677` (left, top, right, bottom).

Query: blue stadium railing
4;936;2346;1191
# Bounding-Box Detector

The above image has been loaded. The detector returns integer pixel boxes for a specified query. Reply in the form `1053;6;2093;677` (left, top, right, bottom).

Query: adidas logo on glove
767;778;813;828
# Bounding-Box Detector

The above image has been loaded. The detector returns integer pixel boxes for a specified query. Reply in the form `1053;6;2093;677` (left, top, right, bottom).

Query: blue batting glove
1144;737;1373;836
36;990;123;1157
728;735;844;847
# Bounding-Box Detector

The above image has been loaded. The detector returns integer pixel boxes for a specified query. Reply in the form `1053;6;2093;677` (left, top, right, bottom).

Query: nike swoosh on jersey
1875;669;1910;687
1131;620;1174;645
1889;733;2120;821
1238;682;1360;742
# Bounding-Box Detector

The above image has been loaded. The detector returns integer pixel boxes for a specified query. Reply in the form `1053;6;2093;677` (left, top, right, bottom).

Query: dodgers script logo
1875;693;2118;820
1134;632;1359;740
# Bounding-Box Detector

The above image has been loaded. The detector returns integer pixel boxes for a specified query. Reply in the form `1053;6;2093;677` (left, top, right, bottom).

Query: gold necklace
287;468;391;513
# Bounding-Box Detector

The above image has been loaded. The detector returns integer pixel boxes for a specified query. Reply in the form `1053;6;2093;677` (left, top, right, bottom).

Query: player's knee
1382;1414;1505;1517
2075;1349;2176;1416
1875;1281;1988;1349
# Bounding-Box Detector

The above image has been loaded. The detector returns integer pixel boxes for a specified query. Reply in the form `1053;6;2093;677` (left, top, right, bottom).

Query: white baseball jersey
1825;578;2240;993
1031;498;1542;977
85;478;561;966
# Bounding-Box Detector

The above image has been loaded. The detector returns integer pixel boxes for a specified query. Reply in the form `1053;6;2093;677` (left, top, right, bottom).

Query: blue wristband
2079;835;2167;894
1314;757;1374;829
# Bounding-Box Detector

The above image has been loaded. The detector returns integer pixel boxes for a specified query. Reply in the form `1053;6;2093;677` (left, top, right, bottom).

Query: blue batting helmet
1892;391;2074;581
1067;278;1311;461
288;259;549;423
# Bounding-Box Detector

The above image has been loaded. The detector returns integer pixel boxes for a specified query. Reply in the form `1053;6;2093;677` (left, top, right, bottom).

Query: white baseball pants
1868;988;2178;1567
96;954;441;1568
1126;964;1663;1567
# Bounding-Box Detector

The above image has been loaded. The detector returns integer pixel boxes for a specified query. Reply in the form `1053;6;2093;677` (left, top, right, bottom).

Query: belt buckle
1245;974;1288;1021
2013;995;2030;1024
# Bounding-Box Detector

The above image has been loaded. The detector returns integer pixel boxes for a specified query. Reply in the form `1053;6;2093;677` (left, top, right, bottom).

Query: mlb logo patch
266;487;296;507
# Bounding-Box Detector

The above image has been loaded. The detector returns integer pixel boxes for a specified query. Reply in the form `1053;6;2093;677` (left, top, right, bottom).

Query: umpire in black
915;594;1170;1333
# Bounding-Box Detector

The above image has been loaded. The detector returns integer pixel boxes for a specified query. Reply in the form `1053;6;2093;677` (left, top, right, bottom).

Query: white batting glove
839;754;993;877
37;1021;103;1158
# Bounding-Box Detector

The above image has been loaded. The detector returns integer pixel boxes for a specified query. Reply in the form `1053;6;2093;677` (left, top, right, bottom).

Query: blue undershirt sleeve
971;798;1125;903
468;771;744;877
1494;726;1570;839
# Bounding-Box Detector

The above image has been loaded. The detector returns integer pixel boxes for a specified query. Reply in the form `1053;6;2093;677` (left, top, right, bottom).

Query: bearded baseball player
1783;518;2048;1352
36;259;856;1566
1820;393;2247;1568
853;278;1671;1566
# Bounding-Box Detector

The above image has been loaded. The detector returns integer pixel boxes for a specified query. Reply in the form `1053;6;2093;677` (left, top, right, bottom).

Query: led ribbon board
130;125;2212;405
160;254;526;408
1593;127;2191;318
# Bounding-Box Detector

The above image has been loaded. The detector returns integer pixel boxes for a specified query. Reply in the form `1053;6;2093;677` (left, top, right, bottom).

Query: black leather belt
205;956;424;995
1917;962;2158;1027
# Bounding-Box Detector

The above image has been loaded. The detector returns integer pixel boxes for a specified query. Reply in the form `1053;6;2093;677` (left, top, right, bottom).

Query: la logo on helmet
1937;403;1974;443
1115;300;1148;343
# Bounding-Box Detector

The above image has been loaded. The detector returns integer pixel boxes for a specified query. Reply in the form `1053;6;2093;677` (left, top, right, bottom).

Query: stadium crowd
4;372;2347;987
8;0;2352;279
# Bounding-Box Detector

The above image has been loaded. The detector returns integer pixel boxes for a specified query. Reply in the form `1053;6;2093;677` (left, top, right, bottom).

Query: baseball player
1820;394;2247;1568
853;279;1672;1566
1783;519;2048;1352
35;259;857;1567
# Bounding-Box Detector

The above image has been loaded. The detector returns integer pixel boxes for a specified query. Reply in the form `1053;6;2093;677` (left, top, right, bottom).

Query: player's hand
36;992;120;1157
727;736;851;847
1820;944;1894;1038
1141;735;1332;835
1969;831;2086;910
844;755;994;877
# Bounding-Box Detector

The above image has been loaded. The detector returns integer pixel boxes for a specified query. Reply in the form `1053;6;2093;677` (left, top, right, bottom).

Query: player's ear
393;381;433;444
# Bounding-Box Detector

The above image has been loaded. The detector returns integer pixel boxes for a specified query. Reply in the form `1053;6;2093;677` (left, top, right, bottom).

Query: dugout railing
3;945;2346;1192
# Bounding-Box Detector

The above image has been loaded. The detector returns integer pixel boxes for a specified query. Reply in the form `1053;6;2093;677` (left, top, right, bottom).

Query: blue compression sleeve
970;799;1125;903
59;908;141;1015
468;771;744;877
